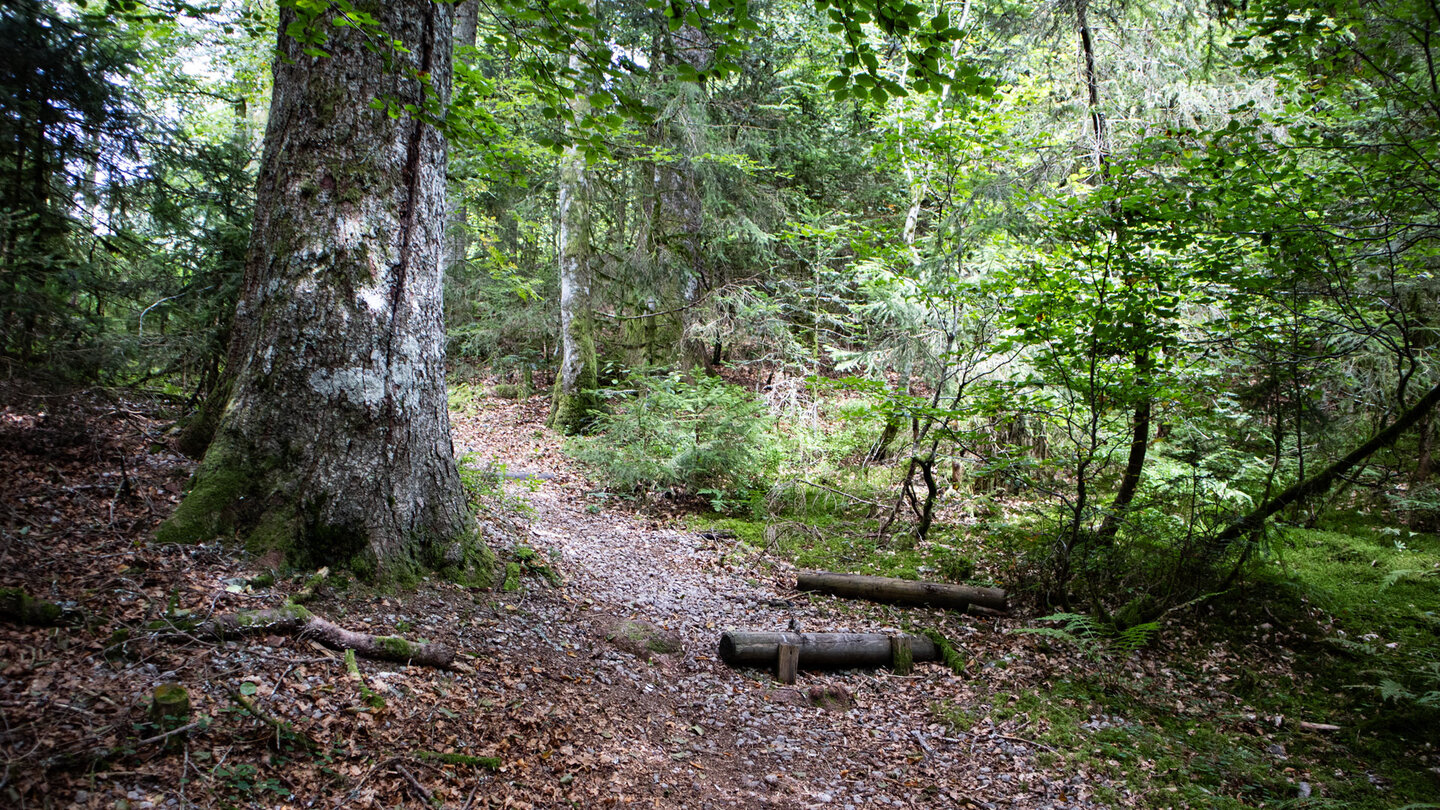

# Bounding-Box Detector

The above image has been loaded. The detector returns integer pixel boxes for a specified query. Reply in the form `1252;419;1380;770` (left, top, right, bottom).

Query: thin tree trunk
158;2;492;586
1098;353;1151;540
549;1;601;433
1208;380;1440;554
443;1;479;276
1076;0;1107;181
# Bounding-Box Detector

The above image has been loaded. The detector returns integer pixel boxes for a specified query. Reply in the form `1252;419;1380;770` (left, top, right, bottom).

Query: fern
1037;612;1107;637
1382;568;1438;589
1115;621;1160;654
1014;612;1157;659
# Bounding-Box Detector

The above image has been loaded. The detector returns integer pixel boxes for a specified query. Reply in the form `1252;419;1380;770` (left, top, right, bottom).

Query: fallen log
796;571;1007;612
719;631;938;670
194;604;454;668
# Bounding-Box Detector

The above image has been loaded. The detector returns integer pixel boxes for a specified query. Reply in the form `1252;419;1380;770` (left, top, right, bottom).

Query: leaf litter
1;384;1309;809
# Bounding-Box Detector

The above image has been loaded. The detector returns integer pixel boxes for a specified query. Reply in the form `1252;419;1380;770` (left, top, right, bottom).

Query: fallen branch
229;689;317;750
414;750;501;770
394;763;433;804
1207;380;1440;556
137;721;205;747
196;604;454;668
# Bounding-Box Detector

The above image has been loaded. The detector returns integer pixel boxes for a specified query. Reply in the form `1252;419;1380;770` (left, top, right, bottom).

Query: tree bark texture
718;631;939;670
158;2;490;585
796;571;1008;612
549;6;602;434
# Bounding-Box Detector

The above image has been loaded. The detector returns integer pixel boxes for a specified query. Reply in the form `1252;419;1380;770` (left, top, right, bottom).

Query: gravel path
452;399;1119;810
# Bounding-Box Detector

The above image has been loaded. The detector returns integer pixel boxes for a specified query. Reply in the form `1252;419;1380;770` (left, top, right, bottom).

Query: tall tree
158;1;492;584
548;0;602;434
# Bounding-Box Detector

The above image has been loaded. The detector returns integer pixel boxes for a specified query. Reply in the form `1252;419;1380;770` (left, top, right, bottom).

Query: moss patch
154;446;259;546
414;751;501;770
501;562;522;592
434;524;495;589
605;618;683;660
376;636;414;659
0;587;65;626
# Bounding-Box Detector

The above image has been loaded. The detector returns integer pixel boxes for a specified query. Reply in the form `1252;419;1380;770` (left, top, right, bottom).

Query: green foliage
456;453;534;518
1014;612;1160;660
568;370;769;504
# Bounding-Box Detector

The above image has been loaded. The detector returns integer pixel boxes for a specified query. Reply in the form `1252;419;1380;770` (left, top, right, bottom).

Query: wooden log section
796;571;1007;612
719;631;938;670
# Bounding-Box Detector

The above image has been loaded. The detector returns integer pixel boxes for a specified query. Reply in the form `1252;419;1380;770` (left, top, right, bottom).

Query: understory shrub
567;369;770;505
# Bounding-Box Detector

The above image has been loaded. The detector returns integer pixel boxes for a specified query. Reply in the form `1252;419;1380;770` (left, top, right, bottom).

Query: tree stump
148;683;191;750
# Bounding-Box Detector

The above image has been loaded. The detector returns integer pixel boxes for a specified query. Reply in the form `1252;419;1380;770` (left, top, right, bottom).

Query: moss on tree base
547;385;603;435
157;429;494;589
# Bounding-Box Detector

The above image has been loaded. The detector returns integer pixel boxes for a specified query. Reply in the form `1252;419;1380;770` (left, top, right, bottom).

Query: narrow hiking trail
449;397;1116;810
0;388;1125;809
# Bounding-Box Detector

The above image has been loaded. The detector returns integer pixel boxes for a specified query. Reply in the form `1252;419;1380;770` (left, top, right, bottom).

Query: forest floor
0;384;1434;808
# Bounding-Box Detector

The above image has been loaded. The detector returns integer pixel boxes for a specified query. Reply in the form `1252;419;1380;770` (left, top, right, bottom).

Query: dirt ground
1;387;1121;809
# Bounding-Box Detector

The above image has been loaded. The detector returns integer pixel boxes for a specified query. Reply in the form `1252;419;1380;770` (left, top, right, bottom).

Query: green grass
935;520;1440;809
689;509;985;584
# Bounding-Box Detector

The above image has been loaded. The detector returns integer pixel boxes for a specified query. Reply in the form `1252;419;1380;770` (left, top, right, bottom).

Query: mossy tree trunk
548;6;602;434
157;2;489;585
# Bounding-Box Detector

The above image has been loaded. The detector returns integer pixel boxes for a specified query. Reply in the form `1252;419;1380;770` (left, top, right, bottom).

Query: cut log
796;571;1007;612
719;631;938;670
194;604;454;668
147;683;191;751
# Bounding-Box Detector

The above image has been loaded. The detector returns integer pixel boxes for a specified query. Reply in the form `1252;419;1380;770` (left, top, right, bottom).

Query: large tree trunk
157;2;492;586
548;4;602;434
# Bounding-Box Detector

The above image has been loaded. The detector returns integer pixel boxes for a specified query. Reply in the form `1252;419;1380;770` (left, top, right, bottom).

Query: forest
1;0;1438;806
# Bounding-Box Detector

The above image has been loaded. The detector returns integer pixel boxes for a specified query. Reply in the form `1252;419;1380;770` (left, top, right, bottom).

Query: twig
338;757;402;807
910;728;934;758
138;721;204;747
394;763;433;803
997;733;1058;754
